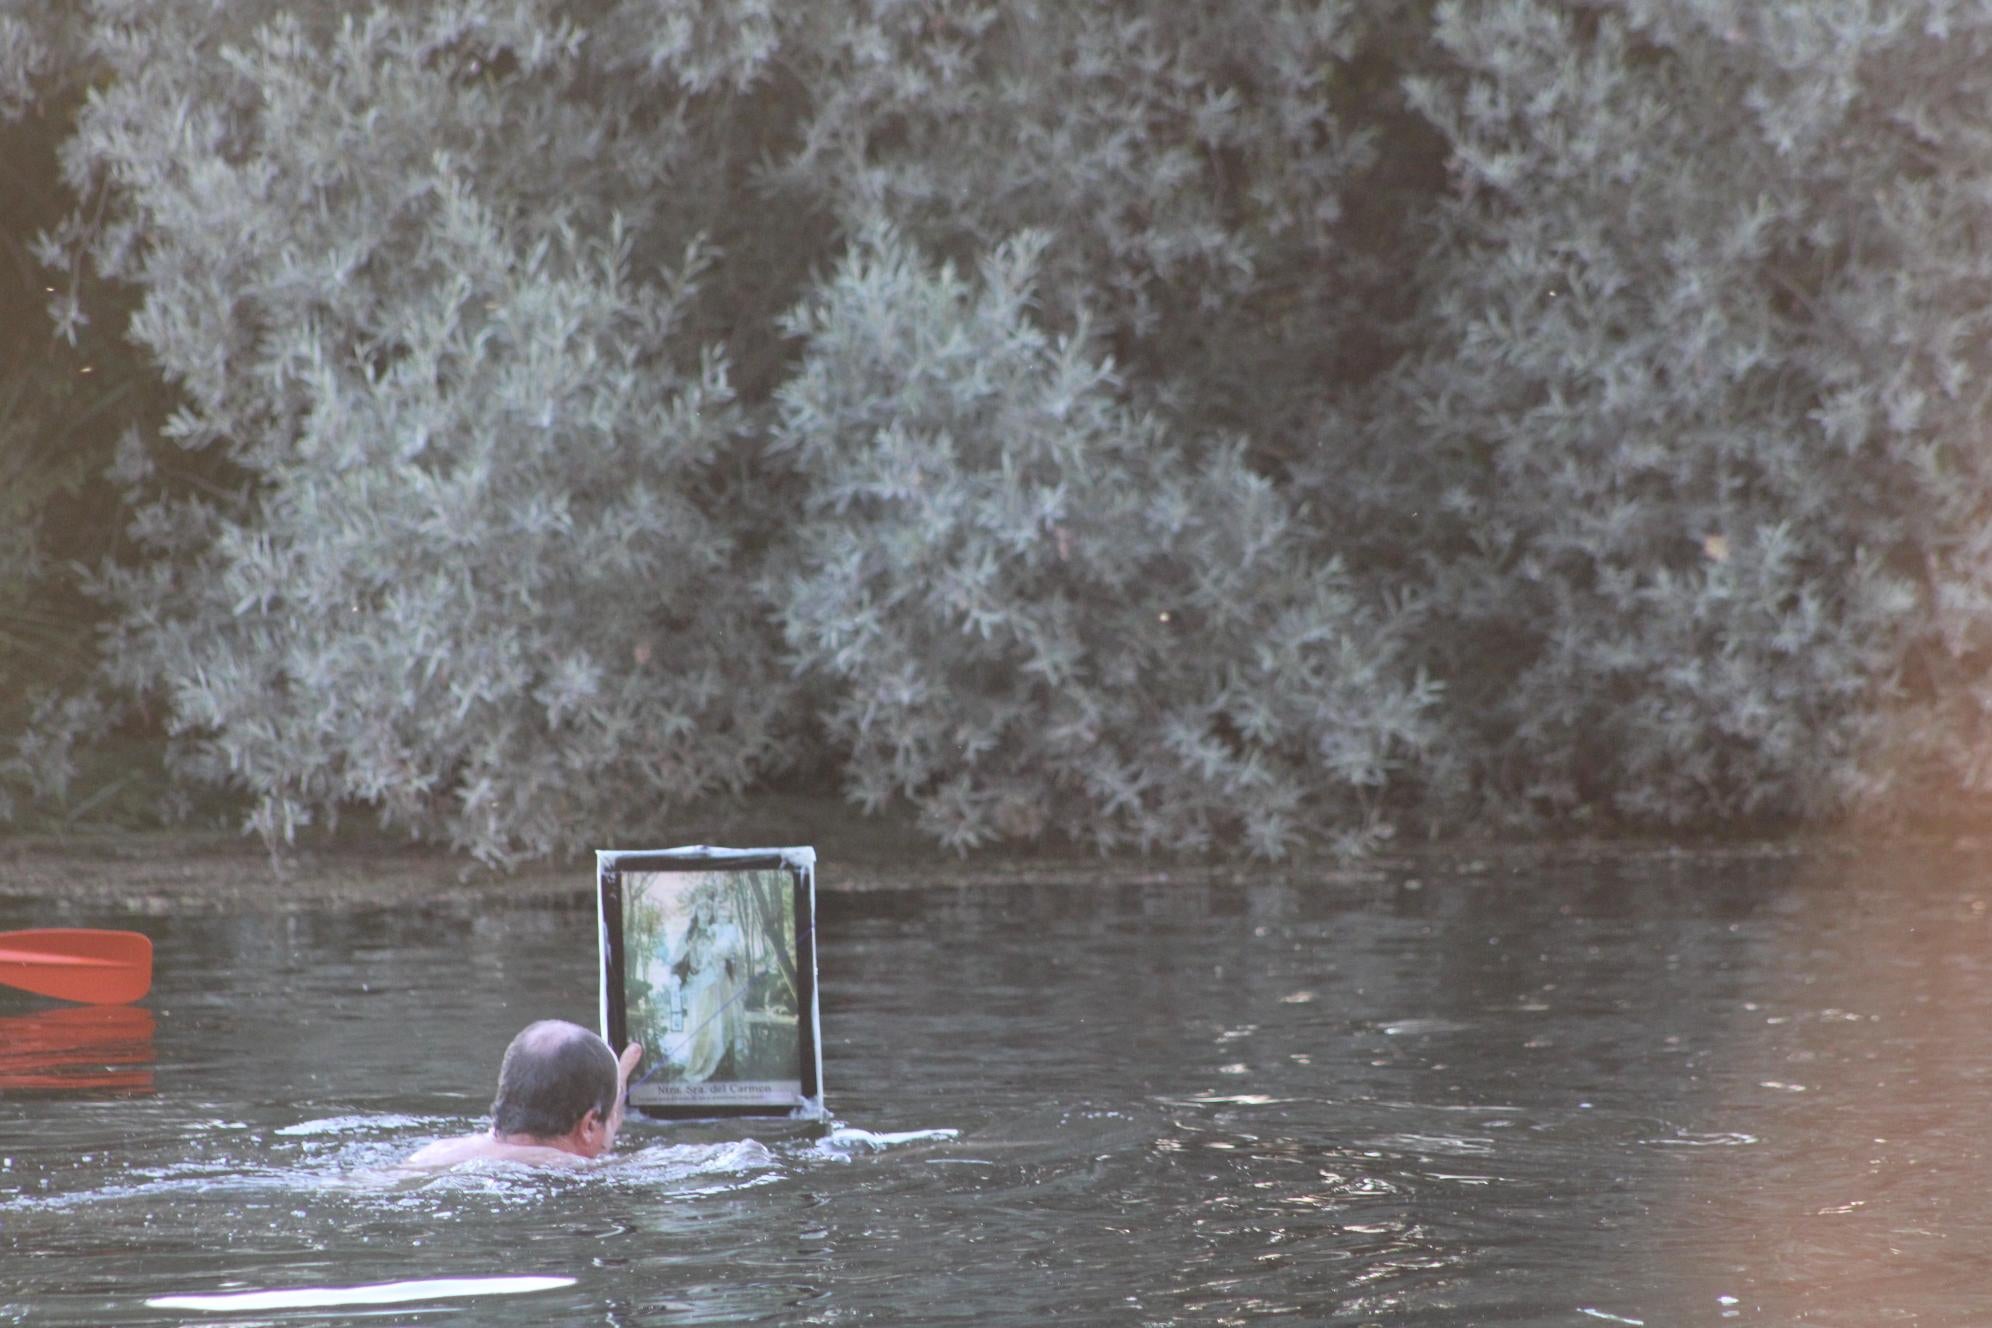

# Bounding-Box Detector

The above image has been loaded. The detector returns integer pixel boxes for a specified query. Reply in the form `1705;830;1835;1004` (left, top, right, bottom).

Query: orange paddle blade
0;929;153;1004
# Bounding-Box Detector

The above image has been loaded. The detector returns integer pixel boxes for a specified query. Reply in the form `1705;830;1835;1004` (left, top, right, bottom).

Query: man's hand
616;1040;642;1099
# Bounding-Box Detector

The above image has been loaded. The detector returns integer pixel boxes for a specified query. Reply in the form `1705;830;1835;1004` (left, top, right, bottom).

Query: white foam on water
147;1274;575;1312
1641;1130;1759;1148
814;1126;959;1159
1368;1133;1498;1157
625;1137;781;1179
1380;1018;1472;1036
276;1113;430;1137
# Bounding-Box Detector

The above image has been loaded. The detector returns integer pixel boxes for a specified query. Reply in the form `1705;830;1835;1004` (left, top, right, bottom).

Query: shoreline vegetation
5;792;1985;915
13;6;1992;869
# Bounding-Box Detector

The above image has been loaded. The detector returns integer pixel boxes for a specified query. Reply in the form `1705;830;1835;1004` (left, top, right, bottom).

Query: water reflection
1664;848;1992;1324
0;1003;154;1094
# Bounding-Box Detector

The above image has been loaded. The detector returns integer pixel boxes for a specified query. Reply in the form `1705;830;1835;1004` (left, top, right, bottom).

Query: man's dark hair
490;1020;619;1139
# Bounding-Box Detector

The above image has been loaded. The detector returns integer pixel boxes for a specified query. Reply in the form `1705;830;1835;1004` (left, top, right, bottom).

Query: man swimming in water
402;1020;643;1169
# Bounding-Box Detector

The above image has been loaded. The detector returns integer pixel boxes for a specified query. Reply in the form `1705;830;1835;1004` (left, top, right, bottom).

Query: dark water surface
3;847;1988;1325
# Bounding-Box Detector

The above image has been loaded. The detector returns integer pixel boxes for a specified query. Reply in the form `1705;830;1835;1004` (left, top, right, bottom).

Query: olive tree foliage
0;7;62;824
0;2;153;827
53;1;791;864
1352;0;1991;826
0;23;65;778
772;0;1387;447
0;7;51;118
18;0;1435;862
768;230;1438;857
28;0;1992;856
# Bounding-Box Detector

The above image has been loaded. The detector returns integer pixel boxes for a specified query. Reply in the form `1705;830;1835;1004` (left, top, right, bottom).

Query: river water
2;845;1987;1325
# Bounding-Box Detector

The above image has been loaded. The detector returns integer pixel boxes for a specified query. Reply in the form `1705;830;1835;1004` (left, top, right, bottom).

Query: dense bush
22;0;1420;861
772;0;1390;445
767;230;1437;855
1343;0;1992;827
55;4;790;864
12;0;1992;862
0;15;162;827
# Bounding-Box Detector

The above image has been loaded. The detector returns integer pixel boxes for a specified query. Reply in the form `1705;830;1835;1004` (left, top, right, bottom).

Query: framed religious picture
596;846;824;1120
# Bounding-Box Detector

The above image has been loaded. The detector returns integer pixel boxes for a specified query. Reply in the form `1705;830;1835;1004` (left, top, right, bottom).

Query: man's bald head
490;1019;620;1140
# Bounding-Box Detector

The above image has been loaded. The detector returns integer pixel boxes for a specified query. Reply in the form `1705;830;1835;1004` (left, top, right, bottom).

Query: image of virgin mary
652;894;748;1083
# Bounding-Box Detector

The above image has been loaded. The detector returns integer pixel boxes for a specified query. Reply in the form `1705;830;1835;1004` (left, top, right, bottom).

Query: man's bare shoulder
399;1133;588;1170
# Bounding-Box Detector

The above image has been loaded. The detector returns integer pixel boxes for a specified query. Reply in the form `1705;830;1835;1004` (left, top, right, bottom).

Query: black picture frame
597;846;823;1120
